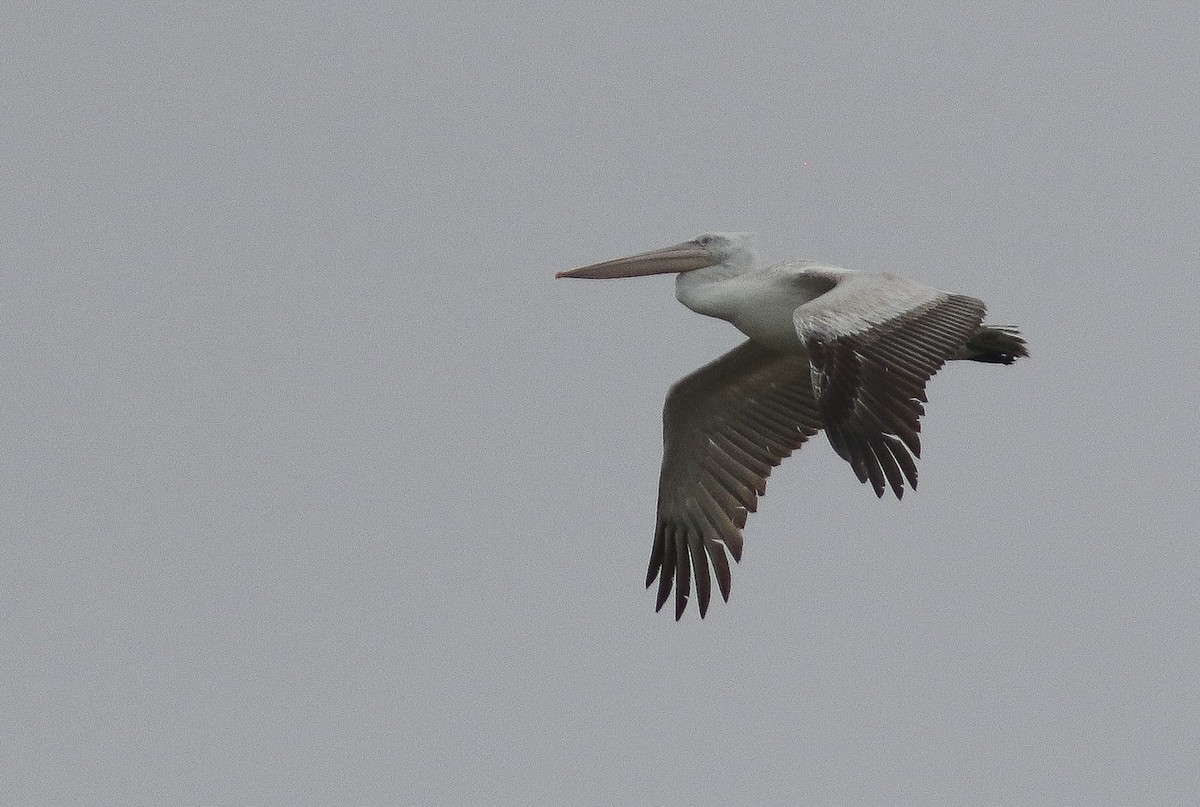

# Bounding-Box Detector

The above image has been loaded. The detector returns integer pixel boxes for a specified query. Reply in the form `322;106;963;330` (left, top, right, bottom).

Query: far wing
647;340;822;620
793;272;986;499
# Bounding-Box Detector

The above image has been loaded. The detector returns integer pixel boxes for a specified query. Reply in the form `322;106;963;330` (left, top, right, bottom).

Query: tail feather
956;325;1029;365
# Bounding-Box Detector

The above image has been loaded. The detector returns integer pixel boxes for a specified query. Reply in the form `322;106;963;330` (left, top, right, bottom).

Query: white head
689;232;757;273
556;232;758;280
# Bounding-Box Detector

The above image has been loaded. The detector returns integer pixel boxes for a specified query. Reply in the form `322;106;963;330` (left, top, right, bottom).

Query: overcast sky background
5;3;1199;805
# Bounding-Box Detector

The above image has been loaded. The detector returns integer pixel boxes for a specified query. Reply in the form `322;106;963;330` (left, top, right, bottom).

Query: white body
676;260;833;351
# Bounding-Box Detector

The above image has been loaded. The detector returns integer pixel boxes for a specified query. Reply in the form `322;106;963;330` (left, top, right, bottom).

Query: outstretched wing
648;340;822;620
793;272;986;499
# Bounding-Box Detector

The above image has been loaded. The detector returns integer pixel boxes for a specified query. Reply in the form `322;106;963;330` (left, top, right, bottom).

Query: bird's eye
697;236;711;246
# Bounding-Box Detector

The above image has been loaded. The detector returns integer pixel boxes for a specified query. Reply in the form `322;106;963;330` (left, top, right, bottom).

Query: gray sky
5;3;1199;804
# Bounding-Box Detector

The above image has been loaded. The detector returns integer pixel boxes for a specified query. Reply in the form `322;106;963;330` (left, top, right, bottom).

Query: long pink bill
556;241;716;279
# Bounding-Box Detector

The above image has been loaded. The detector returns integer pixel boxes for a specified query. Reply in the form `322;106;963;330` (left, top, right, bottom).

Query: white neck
674;255;756;320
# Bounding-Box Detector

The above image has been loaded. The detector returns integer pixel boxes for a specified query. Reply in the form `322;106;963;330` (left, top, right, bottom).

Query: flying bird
557;233;1027;619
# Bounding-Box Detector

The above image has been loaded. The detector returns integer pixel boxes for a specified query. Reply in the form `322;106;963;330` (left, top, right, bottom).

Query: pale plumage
558;232;1027;619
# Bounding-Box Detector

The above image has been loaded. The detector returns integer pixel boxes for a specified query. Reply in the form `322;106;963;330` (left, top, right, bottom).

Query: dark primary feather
647;341;822;620
804;294;986;498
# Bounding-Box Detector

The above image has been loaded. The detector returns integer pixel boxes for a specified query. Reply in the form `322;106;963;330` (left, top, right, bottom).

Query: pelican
557;232;1028;619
